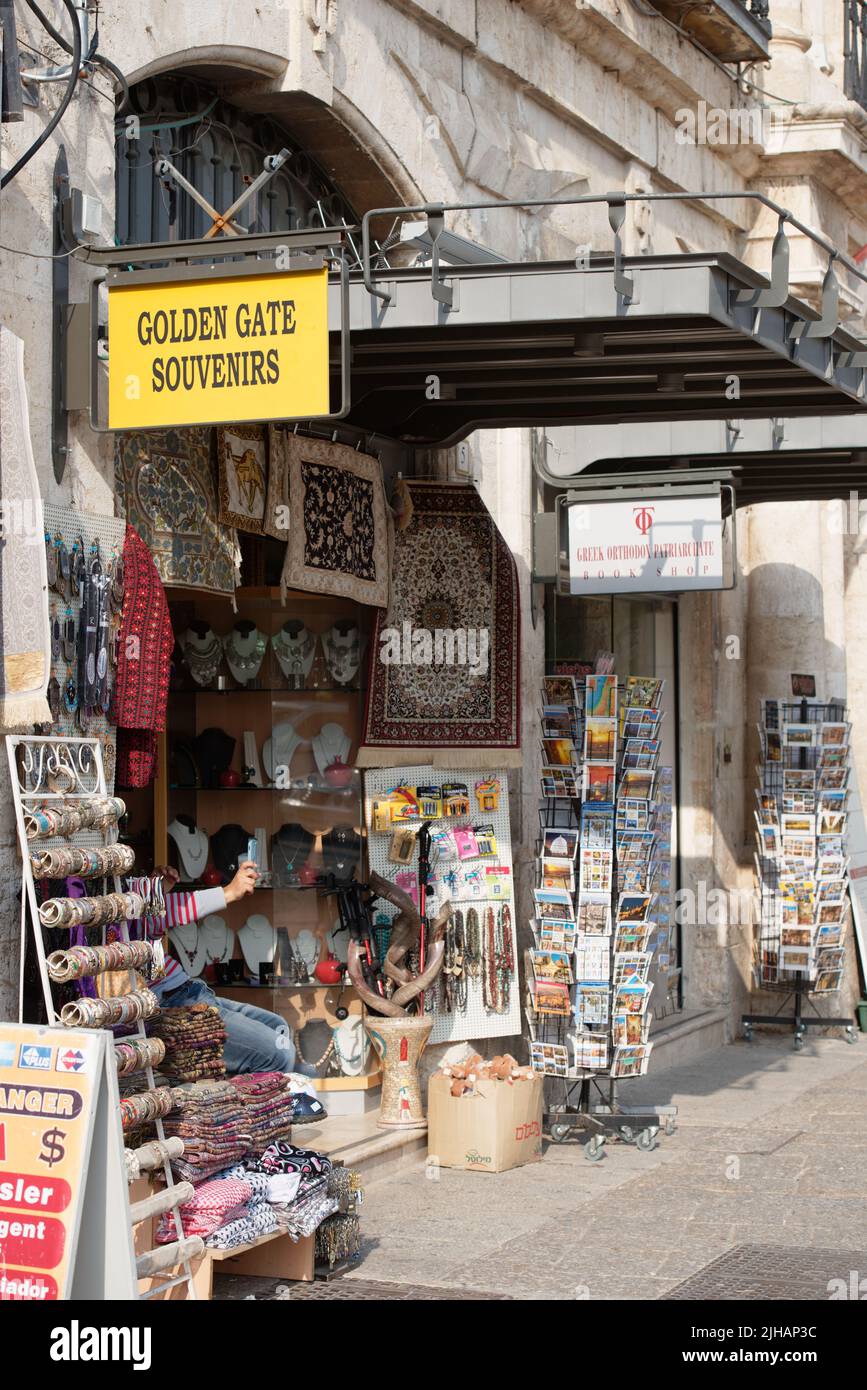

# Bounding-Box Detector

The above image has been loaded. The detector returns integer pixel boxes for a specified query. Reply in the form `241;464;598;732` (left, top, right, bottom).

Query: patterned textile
272;1177;338;1240
358;481;521;767
250;1141;332;1191
277;434;391;608
163;1079;248;1183
156;1176;252;1243
115;426;239;596
206;1202;279;1249
227;1071;294;1149
150;1003;226;1082
217;425;266;534
0;328;51;729
112;524;173;786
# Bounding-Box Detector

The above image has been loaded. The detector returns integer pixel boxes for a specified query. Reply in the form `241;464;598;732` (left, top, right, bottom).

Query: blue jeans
160;978;314;1076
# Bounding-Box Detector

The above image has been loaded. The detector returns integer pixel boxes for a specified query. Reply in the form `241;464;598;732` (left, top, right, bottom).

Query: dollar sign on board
39;1127;66;1167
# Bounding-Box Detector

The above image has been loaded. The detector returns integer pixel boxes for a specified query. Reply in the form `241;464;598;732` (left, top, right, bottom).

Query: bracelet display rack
6;733;200;1299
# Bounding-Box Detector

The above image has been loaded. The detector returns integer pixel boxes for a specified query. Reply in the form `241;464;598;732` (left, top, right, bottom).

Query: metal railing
844;0;867;107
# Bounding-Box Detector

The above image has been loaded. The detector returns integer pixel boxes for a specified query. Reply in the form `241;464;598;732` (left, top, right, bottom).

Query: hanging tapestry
264;425;289;540
112;524;174;787
358;481;521;768
217;424;267;534
115;427;238;596
0;327;51;730
278;435;391;608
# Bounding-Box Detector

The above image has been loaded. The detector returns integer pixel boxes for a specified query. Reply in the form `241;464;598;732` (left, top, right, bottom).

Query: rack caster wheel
664;1118;677;1137
549;1123;571;1144
637;1128;658;1152
845;1027;858;1045
619;1125;635;1145
743;1024;753;1043
335;1006;349;1021
793;1034;804;1051
584;1136;605;1162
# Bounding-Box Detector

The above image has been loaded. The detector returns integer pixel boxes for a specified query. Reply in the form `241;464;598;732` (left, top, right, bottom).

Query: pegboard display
42;504;126;794
363;765;521;1044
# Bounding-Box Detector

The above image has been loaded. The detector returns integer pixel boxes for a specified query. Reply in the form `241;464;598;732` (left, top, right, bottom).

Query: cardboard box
427;1074;544;1173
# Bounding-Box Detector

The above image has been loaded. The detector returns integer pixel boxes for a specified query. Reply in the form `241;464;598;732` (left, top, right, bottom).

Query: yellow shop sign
107;266;330;429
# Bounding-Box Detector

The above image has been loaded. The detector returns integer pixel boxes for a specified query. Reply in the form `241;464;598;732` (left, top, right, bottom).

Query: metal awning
326;252;867;445
540;415;867;505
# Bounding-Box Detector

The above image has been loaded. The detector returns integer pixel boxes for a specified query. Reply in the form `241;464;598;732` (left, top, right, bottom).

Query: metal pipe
21;0;87;82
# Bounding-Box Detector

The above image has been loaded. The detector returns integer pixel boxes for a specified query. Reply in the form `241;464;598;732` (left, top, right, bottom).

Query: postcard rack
6;734;199;1297
528;671;678;1157
744;697;857;1048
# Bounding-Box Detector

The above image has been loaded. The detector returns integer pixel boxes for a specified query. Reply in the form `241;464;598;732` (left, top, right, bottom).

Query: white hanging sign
567;492;725;594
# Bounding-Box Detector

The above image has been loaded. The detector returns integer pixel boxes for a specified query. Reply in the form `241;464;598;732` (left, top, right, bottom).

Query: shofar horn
391;899;452;1007
369;871;425;986
346;940;409;1018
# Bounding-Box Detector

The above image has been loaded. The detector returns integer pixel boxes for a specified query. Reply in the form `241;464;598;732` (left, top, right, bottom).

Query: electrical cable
625;0;798;105
1;0;81;191
25;1;129;113
91;49;129;115
24;0;69;51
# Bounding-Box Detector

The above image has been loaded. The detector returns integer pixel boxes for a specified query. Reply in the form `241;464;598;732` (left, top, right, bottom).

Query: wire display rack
744;696;857;1049
529;671;678;1157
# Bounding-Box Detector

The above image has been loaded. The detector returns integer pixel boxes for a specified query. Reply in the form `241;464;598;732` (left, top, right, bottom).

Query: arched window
116;73;358;247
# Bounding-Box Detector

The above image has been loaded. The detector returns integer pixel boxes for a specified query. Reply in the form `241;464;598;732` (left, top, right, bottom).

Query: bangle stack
24;795;126;840
119;1087;174;1130
30;843;135;880
39;890;145;929
115;1037;166;1076
59;988;159;1029
47;940;153;983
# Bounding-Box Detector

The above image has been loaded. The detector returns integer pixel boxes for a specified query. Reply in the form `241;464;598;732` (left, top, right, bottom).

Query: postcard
813;969;844;993
541;767;581;799
817;809;846;836
614;920;653;953
542;675;579;706
762;698;781;728
610;1043;653;1078
542;707;577;739
766;730;782;762
585;673;617;718
624;675;663;709
532;949;574;985
614;951;652;984
755;792;780;824
538;919;577;953
783;770;816;791
620;768;654;799
815;947;845;972
542;737;578;768
784;723;816;747
818;746;848;768
818;768;848;791
584;717;617;762
583;762;617;803
613;977;653;1015
611;1011;648;1047
780;926;813;948
756;822;780;856
576;896;612;936
543;827;579;860
574;984;610;1028
617;892;653;922
580;807;614;850
533;983;572;1017
579;849;613;894
622;738;660;770
534;887;576;922
529;1041;570;1077
540;857;576;891
781;813;815;836
574;940;610;982
820;722;849;747
782;791;815;815
779;945;813;973
570;1031;609;1070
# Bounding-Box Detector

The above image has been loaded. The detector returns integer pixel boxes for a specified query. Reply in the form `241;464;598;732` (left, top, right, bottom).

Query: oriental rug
115;426;239;596
358;481;521;767
277;434;391;608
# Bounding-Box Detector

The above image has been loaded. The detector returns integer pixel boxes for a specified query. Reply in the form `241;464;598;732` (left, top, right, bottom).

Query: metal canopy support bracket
735;215;790;308
427;206;454;309
606;195;636;306
790;255;840;340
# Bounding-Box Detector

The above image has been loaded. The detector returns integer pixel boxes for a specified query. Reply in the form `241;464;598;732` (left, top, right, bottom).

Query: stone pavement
339;1035;867;1300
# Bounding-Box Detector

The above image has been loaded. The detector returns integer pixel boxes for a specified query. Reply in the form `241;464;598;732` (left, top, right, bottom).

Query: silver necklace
184;629;222;686
272;626;316;686
222;627;267;684
322;626;360;686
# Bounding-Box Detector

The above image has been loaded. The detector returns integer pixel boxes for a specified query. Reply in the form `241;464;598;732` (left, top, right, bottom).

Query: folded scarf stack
155;1176;252;1243
162;1080;249;1183
149;1004;227;1082
227;1071;295;1149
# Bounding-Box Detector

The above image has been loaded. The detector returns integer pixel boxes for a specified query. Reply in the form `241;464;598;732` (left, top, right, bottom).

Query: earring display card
364;764;519;1045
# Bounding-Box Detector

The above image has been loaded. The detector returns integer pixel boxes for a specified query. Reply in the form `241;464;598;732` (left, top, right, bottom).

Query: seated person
138;862;323;1110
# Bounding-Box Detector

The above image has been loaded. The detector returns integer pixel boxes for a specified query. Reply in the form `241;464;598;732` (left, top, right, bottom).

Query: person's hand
154;864;179;894
225;860;258;903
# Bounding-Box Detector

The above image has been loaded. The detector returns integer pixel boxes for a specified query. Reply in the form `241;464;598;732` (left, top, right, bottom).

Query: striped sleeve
140;886;227;941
